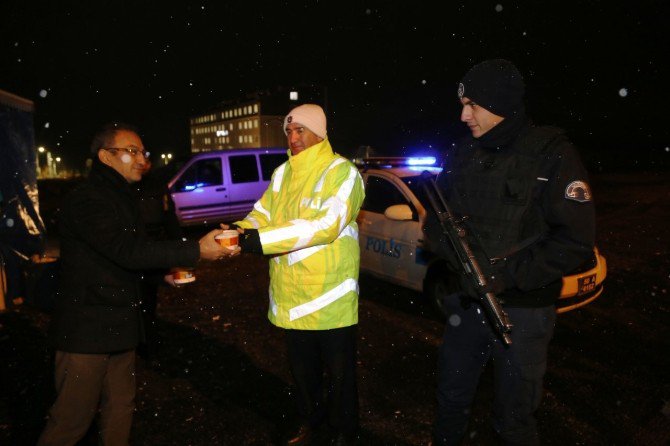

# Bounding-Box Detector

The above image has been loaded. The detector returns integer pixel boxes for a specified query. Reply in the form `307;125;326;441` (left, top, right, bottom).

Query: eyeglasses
103;147;150;159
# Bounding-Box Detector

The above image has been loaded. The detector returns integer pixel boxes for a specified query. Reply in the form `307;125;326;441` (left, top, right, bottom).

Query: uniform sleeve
503;141;596;291
64;190;200;270
257;161;365;255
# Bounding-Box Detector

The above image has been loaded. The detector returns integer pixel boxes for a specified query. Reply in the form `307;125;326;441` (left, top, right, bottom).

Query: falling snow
619;88;628;97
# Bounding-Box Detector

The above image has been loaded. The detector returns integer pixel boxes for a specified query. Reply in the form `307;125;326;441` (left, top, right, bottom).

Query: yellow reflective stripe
287;244;325;266
269;288;277;316
246;217;261;229
252;201;271;222
288;278;358;321
262;167;361;249
315;158;346;192
334;166;360;232
260;218;310;246
272;163;287;192
287;224;358;266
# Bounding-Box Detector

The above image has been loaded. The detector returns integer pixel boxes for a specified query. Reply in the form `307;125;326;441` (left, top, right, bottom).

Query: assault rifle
420;171;513;345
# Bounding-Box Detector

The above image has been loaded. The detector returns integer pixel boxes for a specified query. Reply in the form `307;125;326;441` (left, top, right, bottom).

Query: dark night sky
1;1;667;171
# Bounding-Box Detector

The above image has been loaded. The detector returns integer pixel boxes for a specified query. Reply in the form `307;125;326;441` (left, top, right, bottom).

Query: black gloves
239;228;263;254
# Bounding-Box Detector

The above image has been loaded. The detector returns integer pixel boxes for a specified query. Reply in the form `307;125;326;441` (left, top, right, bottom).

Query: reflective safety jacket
234;139;365;330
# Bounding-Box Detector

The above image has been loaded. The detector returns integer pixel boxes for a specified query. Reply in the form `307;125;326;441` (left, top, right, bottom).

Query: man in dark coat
37;122;238;446
428;60;596;445
135;158;184;363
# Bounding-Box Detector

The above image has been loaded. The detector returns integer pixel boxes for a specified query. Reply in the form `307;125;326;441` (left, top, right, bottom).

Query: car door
170;155;229;225
357;172;426;291
223;153;267;222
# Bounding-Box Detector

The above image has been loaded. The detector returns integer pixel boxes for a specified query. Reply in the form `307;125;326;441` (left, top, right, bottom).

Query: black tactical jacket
428;125;595;307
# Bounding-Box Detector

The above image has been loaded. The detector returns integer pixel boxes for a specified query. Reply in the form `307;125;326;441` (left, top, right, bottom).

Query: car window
229;155;260;184
174;157;223;191
362;175;411;214
402;176;431;210
260;153;287;181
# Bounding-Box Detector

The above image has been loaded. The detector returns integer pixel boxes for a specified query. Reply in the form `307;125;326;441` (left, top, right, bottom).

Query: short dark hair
90;122;140;155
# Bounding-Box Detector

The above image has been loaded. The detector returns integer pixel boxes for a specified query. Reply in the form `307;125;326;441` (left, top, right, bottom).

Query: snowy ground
1;171;668;445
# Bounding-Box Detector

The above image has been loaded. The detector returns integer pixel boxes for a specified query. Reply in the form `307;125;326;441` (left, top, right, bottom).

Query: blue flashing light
355;156;439;168
408;166;442;173
406;156;436;166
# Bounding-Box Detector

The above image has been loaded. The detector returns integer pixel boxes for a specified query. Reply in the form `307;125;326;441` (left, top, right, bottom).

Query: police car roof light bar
353;156;437;167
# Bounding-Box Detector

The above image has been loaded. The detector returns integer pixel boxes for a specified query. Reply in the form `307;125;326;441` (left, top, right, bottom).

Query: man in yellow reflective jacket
233;104;365;445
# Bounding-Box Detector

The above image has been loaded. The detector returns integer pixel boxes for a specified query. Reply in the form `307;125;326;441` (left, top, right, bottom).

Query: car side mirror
384;204;413;221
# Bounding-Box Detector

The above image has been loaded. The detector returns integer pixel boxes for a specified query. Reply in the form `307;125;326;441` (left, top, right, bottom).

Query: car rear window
229;154;260;183
260;153;287;181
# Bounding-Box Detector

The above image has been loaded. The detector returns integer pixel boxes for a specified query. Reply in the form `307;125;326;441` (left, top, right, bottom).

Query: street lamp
36;146;48;178
55;156;61;177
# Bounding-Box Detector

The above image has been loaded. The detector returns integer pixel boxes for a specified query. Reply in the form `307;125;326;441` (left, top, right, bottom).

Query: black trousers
139;280;160;360
285;325;359;435
433;294;556;446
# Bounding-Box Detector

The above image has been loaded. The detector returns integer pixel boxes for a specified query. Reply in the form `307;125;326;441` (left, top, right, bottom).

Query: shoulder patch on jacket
565;180;592;202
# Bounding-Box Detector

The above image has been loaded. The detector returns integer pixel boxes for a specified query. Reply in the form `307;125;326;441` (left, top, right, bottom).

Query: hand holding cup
199;229;240;260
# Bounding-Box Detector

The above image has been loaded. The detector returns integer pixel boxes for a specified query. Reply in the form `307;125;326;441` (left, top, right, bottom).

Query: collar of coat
89;158;135;196
288;139;333;172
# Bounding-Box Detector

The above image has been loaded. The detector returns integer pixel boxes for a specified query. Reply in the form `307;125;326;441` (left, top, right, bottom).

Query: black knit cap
458;59;525;117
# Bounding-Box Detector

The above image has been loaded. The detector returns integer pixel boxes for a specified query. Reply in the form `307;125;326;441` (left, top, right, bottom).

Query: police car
355;156;607;315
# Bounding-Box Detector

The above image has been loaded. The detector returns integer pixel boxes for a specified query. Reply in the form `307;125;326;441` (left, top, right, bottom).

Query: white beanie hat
283;104;327;139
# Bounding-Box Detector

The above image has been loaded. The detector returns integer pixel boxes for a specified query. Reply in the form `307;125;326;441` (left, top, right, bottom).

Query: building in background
189;84;326;153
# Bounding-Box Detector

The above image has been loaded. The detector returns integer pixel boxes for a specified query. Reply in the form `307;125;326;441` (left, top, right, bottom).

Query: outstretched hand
219;223;245;234
199;228;241;260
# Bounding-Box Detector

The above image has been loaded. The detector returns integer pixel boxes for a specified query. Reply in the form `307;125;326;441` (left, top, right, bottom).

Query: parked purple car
169;148;287;226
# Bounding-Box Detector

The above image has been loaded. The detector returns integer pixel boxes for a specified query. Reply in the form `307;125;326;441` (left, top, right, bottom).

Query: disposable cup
172;268;196;284
215;230;239;249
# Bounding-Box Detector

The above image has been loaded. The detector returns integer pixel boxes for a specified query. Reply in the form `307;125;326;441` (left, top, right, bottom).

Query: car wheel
425;268;459;319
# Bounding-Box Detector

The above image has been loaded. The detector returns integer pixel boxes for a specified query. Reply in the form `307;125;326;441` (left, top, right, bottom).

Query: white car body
355;157;606;315
357;163;451;299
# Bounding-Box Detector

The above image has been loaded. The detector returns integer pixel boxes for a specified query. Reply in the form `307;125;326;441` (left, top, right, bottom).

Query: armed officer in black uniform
427;59;596;445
